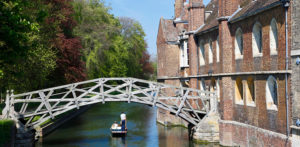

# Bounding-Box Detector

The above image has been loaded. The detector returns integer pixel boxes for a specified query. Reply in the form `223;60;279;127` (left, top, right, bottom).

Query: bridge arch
1;78;217;136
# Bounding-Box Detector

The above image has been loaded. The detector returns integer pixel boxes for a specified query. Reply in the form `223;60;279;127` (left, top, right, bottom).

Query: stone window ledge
253;53;263;57
267;104;278;111
235;55;243;60
270;51;278;56
291;125;300;130
235;101;244;105
246;102;256;107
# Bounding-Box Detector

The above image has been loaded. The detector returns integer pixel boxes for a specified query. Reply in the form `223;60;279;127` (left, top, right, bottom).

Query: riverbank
36;105;91;138
0;120;15;147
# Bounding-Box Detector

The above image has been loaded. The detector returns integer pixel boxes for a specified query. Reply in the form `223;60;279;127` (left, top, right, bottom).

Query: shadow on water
35;102;219;147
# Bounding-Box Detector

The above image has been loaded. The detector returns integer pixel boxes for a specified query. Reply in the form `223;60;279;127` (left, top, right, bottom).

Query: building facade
157;0;300;146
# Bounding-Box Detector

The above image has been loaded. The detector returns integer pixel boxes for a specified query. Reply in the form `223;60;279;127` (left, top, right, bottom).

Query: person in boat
120;112;126;131
111;121;119;130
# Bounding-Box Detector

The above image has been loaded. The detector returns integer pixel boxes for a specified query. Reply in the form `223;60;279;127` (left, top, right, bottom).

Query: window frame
252;22;263;57
266;75;278;111
208;39;213;64
235;28;244;59
235;77;244;105
270;18;278;55
199;40;206;66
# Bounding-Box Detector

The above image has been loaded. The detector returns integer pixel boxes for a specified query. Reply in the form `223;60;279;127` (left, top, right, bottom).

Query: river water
35;102;219;147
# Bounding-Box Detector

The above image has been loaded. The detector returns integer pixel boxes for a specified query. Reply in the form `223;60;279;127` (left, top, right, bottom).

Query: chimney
175;0;184;18
219;0;240;17
189;0;204;31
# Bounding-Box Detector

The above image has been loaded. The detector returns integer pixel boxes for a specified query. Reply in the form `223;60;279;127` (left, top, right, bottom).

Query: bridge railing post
1;90;10;119
127;79;132;103
100;79;105;104
152;85;160;107
9;90;15;119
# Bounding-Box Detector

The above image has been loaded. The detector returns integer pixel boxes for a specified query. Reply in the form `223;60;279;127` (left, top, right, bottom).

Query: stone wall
291;0;300;146
291;0;300;126
220;120;290;147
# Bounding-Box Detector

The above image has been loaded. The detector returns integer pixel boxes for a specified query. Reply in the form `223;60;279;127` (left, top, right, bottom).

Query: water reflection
36;102;219;147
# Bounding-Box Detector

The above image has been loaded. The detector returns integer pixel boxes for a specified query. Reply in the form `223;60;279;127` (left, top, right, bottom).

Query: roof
195;0;219;35
160;18;179;42
194;0;281;35
229;0;281;23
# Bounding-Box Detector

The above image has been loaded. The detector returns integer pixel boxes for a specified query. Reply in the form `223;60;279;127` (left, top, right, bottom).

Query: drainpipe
281;0;290;138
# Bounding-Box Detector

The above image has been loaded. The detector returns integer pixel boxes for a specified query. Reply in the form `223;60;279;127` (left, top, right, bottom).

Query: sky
105;0;211;57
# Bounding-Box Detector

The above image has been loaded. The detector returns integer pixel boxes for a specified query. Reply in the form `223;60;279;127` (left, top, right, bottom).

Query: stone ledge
219;120;288;140
292;50;300;56
157;70;292;80
291;125;300;130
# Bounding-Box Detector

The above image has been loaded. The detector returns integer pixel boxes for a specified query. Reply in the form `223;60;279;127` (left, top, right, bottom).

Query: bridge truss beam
2;78;217;131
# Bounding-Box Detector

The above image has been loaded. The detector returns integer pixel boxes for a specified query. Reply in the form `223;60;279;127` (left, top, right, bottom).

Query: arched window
200;78;206;91
199;78;206;97
216;78;220;101
266;76;278;110
210;78;216;93
216;36;220;62
180;40;189;67
209;40;213;64
246;77;255;106
199;40;205;66
235;77;244;104
235;28;243;59
252;22;263;57
270;18;278;55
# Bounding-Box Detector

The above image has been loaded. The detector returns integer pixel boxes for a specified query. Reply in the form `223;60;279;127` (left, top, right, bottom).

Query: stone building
157;0;300;146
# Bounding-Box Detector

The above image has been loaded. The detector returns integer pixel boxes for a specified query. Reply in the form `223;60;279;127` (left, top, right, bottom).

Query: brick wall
230;7;287;73
220;120;290;147
218;0;240;17
175;0;184;18
196;29;220;75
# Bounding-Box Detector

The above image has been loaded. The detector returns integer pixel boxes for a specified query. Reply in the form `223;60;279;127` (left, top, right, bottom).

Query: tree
119;17;153;78
0;0;57;92
73;0;129;78
44;0;86;86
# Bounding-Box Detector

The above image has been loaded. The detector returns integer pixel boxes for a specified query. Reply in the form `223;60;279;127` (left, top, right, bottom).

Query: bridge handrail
10;78;216;98
2;77;218;137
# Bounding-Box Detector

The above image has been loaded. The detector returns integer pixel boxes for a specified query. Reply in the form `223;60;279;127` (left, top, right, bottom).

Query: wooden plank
152;86;160;107
72;89;79;109
185;99;201;121
128;79;132;103
39;91;54;119
175;90;189;116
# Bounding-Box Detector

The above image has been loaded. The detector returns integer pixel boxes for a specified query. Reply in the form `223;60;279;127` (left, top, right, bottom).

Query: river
35;102;219;147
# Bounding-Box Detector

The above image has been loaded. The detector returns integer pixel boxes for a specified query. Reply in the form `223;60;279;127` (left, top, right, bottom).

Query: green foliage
0;0;57;92
73;0;153;79
0;0;154;94
73;0;129;78
0;70;3;79
119;17;145;78
0;120;14;146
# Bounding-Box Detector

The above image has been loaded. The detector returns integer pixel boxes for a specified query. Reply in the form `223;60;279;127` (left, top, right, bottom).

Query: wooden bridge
1;78;217;134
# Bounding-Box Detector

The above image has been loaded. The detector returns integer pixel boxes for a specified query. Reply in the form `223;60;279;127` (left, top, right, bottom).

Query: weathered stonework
291;0;300;146
219;120;290;147
193;113;220;142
